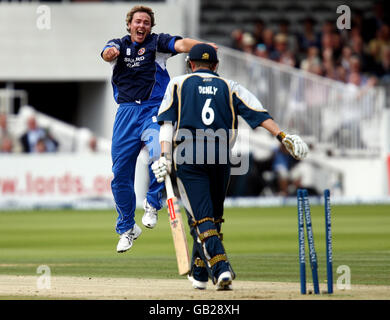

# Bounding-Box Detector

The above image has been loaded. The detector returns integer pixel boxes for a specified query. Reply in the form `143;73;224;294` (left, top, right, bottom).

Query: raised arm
174;38;218;53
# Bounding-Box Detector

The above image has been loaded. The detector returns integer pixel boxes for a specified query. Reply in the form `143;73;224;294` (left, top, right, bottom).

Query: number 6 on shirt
201;98;214;125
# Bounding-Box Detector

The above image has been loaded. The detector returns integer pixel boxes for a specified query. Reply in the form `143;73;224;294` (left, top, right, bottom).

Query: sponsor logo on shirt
124;55;145;68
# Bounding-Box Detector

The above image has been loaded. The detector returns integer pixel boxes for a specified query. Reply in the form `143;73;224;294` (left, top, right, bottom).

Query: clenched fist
103;47;120;62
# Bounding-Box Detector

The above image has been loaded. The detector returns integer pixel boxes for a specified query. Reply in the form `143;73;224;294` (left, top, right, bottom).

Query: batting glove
277;132;309;160
151;156;171;183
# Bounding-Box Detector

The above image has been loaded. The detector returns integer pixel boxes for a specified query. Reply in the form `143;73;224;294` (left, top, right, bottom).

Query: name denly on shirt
125;55;145;68
198;86;218;95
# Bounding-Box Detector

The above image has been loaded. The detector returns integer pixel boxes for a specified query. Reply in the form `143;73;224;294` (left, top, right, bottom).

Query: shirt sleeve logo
138;48;146;55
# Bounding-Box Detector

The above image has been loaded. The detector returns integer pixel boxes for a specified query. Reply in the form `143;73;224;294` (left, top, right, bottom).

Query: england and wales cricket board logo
171;220;178;228
138;48;146;55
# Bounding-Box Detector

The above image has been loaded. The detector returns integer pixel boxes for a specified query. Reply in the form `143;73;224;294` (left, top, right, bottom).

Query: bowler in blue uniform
153;44;309;290
101;5;217;253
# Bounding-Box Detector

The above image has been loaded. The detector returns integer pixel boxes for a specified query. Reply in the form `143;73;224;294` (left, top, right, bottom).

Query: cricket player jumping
101;6;217;253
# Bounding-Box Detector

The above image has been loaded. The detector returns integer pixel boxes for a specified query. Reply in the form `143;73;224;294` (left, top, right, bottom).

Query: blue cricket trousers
111;101;164;235
176;163;231;281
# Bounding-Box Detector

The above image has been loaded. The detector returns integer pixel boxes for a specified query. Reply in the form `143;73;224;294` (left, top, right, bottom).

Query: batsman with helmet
152;44;308;290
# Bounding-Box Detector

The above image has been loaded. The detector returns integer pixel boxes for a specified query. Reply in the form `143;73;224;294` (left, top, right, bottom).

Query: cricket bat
164;174;191;275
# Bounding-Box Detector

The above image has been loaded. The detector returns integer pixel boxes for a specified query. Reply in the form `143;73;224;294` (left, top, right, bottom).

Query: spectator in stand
321;33;334;59
43;128;59;152
300;45;321;71
350;72;362;86
331;32;343;62
335;65;348;83
348;55;372;85
269;33;295;66
308;61;324;77
0;113;7;140
0;113;11;149
88;135;98;152
254;43;269;59
363;1;388;42
20;115;58;153
368;23;390;64
321;46;335;79
347;9;366;45
20;115;46;153
347;71;377;89
277;18;298;55
340;45;353;71
253;19;265;45
348;23;364;43
241;32;256;54
318;20;335;43
300;46;320;72
0;136;13;153
0;113;21;153
297;17;319;56
35;138;47;153
230;29;244;51
261;28;275;54
323;57;336;79
376;46;390;83
279;51;296;67
350;36;376;73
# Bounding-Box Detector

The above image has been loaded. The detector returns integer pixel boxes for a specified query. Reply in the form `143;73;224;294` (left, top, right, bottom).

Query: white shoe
188;275;207;290
216;271;233;291
142;199;158;229
116;224;142;253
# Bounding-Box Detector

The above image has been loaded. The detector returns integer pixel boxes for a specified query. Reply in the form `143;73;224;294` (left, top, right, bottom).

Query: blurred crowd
230;2;390;88
0;113;99;154
227;143;318;198
0;113;60;154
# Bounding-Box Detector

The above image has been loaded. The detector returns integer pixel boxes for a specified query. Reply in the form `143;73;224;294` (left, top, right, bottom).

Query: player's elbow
174;39;185;53
174;38;195;53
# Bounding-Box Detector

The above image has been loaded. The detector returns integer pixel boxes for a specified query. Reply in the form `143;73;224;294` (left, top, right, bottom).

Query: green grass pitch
0;204;389;285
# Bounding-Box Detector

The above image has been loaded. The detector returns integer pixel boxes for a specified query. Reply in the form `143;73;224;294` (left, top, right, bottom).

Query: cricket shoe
216;271;233;291
142;199;158;229
188;275;208;290
116;223;142;253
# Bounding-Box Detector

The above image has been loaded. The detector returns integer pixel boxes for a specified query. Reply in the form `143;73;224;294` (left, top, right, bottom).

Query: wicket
297;188;333;295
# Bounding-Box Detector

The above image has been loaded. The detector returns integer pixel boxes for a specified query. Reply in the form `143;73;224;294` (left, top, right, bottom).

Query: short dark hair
192;61;218;70
126;6;155;32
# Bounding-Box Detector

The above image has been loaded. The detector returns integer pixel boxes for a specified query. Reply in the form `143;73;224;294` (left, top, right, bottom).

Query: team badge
138;48;146;55
202;53;209;60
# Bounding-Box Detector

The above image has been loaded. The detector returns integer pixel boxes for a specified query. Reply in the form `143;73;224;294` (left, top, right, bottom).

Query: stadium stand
1;0;389;199
1;104;110;154
199;0;379;46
